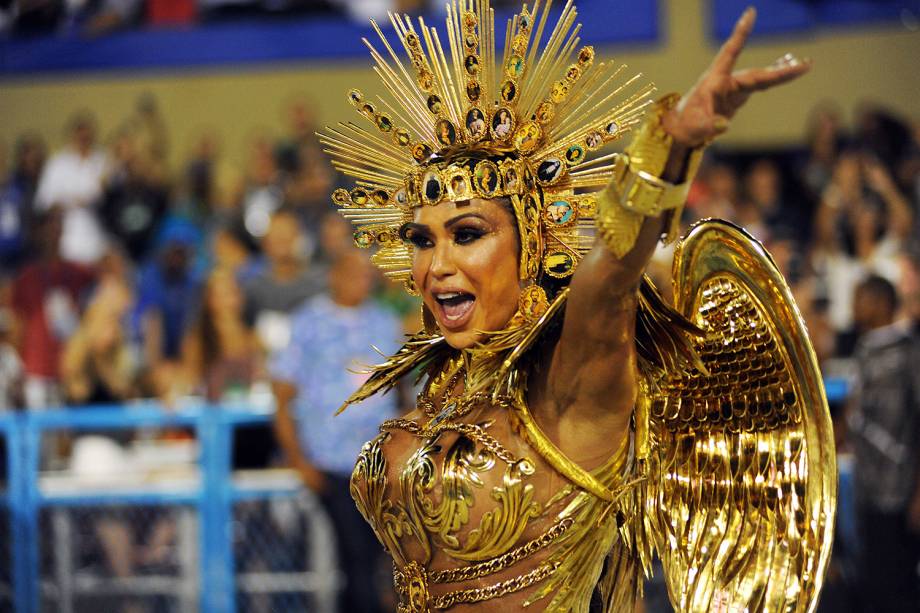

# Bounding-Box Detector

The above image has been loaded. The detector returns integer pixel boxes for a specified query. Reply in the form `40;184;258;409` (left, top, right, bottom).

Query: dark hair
856;274;898;313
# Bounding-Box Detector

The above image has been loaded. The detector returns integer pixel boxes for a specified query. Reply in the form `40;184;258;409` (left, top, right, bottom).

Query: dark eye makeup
400;219;489;249
453;226;486;245
400;225;433;249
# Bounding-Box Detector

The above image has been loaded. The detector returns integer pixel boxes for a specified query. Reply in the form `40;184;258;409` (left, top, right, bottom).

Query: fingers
712;115;731;138
712;6;757;74
733;59;811;92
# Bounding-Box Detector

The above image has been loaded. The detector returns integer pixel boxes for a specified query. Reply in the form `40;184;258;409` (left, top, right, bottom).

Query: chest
351;402;569;567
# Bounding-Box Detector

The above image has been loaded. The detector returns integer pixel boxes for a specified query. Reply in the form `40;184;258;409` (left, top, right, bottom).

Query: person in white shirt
34;111;111;265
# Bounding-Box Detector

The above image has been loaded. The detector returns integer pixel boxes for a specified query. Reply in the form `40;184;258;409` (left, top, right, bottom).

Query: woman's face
405;198;520;349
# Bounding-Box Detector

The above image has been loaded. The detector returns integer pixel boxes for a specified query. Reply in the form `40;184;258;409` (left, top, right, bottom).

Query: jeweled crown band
332;157;535;209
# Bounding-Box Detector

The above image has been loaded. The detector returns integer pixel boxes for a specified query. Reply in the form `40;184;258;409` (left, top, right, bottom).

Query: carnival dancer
321;2;836;611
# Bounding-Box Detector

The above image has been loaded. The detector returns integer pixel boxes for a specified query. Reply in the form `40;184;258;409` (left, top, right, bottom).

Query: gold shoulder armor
630;219;837;612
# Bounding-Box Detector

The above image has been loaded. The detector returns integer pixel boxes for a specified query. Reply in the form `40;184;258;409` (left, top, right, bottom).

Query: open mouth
434;291;476;329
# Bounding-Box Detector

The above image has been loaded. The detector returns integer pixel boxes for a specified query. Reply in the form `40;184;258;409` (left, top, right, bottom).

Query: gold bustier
350;381;637;612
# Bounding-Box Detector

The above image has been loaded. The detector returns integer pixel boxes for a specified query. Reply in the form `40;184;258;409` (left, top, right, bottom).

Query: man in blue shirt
271;250;401;612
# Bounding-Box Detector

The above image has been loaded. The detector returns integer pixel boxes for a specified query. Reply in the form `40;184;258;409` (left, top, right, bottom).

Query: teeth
437;292;463;300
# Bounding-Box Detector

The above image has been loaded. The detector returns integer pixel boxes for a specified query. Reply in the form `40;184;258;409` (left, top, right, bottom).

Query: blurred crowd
0;0;523;37
0;94;918;439
0;92;918;609
0;94;422;427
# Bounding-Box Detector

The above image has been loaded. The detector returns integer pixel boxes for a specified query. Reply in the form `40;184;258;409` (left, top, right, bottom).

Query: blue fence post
11;412;40;613
199;406;235;613
5;414;25;613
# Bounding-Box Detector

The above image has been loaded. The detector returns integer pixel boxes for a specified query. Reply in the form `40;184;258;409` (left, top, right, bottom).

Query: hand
662;7;812;147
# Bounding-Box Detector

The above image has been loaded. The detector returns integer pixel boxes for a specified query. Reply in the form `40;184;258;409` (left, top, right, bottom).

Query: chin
441;327;484;350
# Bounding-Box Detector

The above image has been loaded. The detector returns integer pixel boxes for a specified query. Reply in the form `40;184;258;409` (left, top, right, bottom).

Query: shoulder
290;294;329;324
42;151;70;171
858;320;913;353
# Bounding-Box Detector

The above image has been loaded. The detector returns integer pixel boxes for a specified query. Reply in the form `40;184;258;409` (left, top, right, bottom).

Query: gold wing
631;220;836;612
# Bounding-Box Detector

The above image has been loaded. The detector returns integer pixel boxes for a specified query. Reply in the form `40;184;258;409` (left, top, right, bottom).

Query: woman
182;268;261;402
321;3;835;611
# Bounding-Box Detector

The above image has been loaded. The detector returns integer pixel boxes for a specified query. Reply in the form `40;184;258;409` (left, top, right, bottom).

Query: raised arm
540;8;812;456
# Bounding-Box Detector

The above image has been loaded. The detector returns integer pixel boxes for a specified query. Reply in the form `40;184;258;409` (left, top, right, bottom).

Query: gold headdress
320;0;656;293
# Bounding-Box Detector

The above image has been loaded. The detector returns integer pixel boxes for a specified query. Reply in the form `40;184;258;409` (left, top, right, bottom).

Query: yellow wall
0;0;917;172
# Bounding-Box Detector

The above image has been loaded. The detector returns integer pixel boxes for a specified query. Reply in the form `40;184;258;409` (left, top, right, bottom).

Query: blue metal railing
0;401;328;613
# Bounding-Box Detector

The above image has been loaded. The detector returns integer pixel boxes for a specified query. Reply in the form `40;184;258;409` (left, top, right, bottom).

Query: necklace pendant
429;401;458;428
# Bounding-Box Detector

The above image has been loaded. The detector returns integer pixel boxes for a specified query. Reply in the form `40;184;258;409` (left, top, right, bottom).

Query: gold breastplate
349;385;637;612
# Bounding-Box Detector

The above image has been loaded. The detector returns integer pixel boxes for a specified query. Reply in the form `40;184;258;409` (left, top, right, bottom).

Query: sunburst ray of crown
320;0;655;285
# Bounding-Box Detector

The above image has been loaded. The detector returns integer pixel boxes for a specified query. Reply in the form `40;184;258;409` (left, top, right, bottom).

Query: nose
429;241;457;280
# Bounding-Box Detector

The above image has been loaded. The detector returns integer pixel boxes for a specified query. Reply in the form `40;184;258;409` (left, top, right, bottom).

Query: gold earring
518;284;549;322
404;278;421;296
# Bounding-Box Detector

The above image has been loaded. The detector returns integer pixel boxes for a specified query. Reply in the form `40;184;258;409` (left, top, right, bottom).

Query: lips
433;291;476;330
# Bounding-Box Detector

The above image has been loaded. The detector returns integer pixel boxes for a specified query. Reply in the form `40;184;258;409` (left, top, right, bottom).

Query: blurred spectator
0;303;23;411
276;99;333;228
904;119;920;210
274;97;314;176
244;209;321;354
241;134;284;246
208;220;259;282
854;104;913;174
10;0;64;36
135;218;202;401
837;273;901;357
271;250;400;613
11;207;95;409
801;101;847;198
313;211;353;273
688;160;739;222
898;246;920;325
126;93;170;170
739;158;810;246
146;0;196;26
183;266;274;468
812;150;914;333
34;111;111;265
182;268;260;402
81;0;144;37
60;275;136;404
199;0;340;21
100;126;170;262
845;274;920;612
0;132;46;273
0;2;13;35
175;130;221;225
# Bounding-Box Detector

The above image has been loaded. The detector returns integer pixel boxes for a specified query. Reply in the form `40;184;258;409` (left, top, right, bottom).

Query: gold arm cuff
595;93;706;258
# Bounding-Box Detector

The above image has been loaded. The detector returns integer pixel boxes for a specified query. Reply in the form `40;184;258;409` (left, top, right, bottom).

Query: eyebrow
445;212;487;228
402;212;487;236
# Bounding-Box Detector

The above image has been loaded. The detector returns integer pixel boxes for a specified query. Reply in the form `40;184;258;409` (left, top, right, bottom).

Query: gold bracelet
595;93;705;258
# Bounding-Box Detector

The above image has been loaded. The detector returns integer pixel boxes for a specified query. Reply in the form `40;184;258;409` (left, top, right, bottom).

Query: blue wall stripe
711;0;919;41
0;0;659;76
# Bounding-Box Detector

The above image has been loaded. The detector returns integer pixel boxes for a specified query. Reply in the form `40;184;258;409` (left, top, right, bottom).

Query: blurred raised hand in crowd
60;271;137;405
